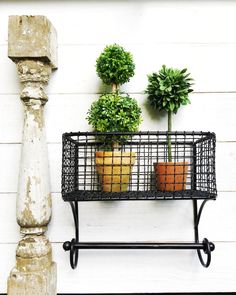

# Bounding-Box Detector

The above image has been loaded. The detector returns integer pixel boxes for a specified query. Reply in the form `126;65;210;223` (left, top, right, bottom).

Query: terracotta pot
154;162;188;191
96;151;136;192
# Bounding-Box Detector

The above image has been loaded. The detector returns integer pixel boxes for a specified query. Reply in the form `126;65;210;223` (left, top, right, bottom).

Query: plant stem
112;84;119;92
112;141;119;151
167;110;172;162
111;84;119;151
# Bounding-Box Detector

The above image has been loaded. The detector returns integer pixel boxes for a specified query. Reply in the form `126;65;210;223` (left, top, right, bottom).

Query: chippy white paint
8;15;57;69
7;16;57;294
9;235;56;294
16;60;52;234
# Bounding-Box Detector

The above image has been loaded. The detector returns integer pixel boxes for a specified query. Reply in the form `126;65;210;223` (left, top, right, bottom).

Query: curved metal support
70;201;79;242
63;202;79;269
195;199;208;228
193;199;215;267
63;238;79;269
197;238;215;268
70;238;79;269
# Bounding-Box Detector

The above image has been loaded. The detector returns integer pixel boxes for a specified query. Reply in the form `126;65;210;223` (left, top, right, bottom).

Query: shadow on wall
144;99;166;123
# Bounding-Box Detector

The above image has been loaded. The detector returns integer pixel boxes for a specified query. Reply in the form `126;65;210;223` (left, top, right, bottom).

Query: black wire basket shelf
61;131;217;269
62;131;217;202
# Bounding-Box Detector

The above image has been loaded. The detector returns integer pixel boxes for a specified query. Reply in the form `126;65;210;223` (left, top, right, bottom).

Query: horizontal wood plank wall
0;0;236;293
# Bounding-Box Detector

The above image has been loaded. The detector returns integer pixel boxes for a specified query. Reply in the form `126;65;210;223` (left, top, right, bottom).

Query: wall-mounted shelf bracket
62;132;217;270
63;199;215;269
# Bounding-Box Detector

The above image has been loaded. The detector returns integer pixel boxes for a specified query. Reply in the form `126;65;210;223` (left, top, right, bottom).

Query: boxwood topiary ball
96;44;135;86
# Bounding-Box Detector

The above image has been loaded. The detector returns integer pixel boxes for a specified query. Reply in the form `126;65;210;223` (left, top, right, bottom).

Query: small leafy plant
87;92;142;149
145;65;193;161
96;44;135;91
87;44;141;150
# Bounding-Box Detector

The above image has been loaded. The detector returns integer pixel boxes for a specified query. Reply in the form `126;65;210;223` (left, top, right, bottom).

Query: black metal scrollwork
193;199;215;268
63;202;79;269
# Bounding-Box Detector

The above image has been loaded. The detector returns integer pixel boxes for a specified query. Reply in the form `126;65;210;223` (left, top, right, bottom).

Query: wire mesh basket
62;131;217;201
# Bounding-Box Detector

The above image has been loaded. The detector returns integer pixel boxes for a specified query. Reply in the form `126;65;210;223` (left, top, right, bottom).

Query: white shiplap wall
0;0;236;293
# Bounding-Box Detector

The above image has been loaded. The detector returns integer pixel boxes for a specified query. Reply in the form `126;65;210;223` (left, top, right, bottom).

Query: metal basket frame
61;131;217;269
62;131;217;201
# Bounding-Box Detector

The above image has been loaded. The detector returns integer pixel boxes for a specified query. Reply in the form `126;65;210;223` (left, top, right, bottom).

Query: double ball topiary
96;44;135;88
87;44;141;149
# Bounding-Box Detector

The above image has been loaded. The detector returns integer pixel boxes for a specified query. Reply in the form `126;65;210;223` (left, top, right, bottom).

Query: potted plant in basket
87;44;142;192
145;65;193;191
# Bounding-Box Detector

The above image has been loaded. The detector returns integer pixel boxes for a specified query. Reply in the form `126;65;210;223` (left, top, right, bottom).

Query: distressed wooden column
7;16;57;294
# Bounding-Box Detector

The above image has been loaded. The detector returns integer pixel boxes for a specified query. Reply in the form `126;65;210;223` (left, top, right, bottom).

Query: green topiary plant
96;43;135;92
88;43;141;149
87;92;142;150
145;65;193;162
87;44;141;192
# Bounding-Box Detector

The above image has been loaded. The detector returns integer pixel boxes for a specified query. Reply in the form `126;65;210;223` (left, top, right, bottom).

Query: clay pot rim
96;151;136;157
154;161;189;167
95;150;136;166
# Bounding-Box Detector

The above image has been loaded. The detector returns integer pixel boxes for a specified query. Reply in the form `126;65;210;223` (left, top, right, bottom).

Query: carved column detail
7;16;57;295
16;60;52;235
